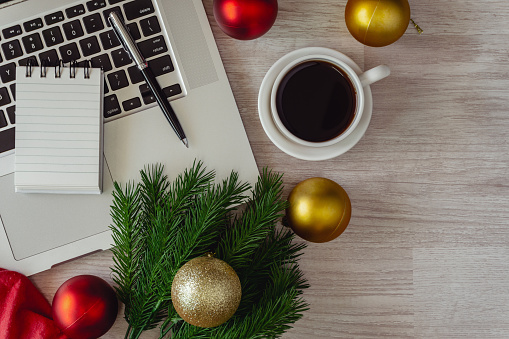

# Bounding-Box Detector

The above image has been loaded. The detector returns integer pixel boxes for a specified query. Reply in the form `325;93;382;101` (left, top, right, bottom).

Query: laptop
0;0;259;275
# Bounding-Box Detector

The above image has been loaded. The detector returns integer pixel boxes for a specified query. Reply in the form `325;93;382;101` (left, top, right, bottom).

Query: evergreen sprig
110;162;308;339
216;168;287;270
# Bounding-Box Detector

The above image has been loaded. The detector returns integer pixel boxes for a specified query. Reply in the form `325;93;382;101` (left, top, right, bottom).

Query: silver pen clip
108;11;147;70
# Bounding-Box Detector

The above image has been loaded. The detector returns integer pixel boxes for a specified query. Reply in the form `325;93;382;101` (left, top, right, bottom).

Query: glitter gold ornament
345;0;411;47
286;178;351;243
171;254;241;328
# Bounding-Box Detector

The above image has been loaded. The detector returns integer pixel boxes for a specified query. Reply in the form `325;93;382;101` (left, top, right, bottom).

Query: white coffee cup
270;54;390;147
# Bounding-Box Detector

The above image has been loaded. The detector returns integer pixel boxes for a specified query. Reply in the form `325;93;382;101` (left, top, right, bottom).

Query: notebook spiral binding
25;58;91;79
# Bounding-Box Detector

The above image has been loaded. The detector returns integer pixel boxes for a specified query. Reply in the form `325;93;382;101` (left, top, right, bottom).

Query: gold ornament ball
171;254;242;328
345;0;410;47
286;178;351;243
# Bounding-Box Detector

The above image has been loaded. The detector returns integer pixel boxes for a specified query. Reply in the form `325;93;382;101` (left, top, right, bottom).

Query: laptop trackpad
0;165;113;260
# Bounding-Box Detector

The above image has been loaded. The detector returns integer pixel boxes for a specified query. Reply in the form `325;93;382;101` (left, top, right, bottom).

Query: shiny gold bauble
171;254;241;328
345;0;411;47
286;178;351;243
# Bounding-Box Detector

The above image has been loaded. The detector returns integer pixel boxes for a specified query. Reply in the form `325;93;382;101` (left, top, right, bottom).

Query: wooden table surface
30;0;509;338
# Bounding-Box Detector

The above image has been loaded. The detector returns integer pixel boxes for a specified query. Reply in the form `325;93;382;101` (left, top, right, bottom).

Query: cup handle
358;65;390;87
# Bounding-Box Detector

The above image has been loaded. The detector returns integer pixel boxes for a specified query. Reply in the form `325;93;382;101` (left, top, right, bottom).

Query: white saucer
258;47;373;161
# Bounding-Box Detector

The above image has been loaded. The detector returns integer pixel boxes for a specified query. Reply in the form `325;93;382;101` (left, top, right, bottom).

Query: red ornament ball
213;0;278;40
52;275;118;339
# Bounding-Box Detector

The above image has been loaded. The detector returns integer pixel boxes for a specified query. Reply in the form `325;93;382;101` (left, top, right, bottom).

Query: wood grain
30;0;509;338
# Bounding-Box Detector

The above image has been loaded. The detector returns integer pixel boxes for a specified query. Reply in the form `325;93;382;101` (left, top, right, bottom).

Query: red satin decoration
214;0;278;40
52;275;118;339
0;268;68;339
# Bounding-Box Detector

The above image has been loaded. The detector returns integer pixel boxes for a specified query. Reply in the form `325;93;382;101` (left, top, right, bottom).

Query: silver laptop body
0;0;259;275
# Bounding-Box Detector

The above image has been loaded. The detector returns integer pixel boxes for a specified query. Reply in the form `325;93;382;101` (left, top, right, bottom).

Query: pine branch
111;162;250;339
109;181;143;320
168;171;308;339
233;261;309;338
159;304;180;339
120;165;173;336
157;172;250;338
139;163;170;221
167;171;250;276
235;227;307;316
171;262;308;339
216;168;287;271
111;163;309;339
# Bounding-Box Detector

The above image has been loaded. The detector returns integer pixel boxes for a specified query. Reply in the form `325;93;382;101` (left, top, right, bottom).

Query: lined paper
15;66;103;194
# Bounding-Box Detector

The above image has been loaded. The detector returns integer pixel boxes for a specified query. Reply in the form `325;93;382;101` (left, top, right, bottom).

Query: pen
108;11;188;148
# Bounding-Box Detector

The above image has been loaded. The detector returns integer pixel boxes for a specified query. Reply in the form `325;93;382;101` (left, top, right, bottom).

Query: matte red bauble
52;275;118;339
213;0;278;40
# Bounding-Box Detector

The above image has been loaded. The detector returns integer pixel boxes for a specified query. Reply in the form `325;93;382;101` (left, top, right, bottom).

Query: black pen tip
182;138;189;148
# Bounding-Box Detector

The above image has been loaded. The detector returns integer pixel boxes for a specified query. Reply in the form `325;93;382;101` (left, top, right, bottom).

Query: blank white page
14;66;103;194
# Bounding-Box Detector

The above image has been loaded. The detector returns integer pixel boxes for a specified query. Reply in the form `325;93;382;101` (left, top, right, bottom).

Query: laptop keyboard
0;0;186;156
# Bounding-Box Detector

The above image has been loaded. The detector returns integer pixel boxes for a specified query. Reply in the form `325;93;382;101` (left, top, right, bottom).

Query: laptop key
127;65;143;84
104;94;121;118
0;87;12;107
0;127;15;153
63;20;84;40
103;79;109;94
103;7;124;27
83;13;104;34
109;0;127;4
126;23;141;41
42;26;64;47
18;56;39;66
140;16;160;37
2;25;22;39
80;36;101;57
23;18;44;32
44;11;65;25
66;4;86;19
91;53;112;72
22;33;44;54
111;48;132;68
9;84;15;101
107;69;129;90
148;55;174;77
163;84;182;98
0;63;16;83
122;97;141;111
124;0;155;21
137;35;167;59
139;83;155;104
99;30;120;49
2;40;23;60
86;0;107;12
0;110;7;128
59;42;81;63
6;106;15;124
39;49;59;66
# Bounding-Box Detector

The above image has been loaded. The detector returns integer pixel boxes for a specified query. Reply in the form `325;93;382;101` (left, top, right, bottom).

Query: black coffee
275;60;356;143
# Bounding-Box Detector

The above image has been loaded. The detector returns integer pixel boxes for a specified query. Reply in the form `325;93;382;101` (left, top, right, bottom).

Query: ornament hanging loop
410;19;423;34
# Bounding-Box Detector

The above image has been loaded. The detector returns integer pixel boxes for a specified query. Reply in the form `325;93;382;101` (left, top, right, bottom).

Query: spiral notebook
14;63;103;194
